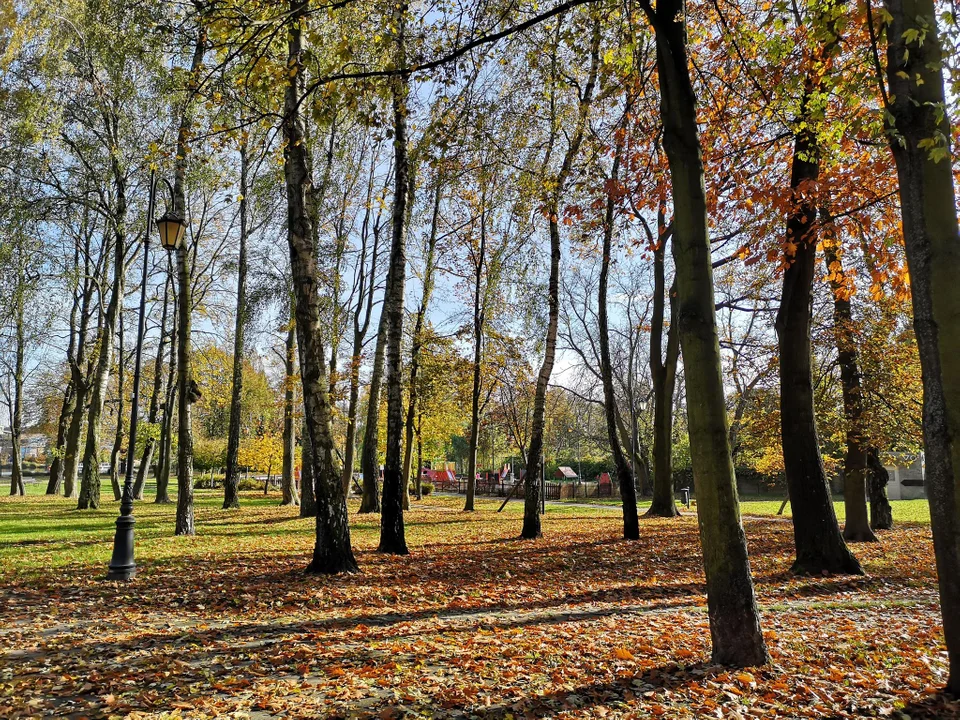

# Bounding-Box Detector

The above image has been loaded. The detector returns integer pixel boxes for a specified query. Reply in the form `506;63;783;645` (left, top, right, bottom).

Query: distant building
883;454;926;500
554;466;578;481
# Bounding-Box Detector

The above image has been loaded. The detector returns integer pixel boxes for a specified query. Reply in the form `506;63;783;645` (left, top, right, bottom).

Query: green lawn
739;497;931;523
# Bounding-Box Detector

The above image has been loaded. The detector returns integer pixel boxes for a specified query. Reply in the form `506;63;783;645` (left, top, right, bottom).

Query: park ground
0;490;957;719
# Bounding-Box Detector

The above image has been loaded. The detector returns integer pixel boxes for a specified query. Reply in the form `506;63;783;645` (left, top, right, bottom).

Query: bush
237;477;261;491
419;481;434;496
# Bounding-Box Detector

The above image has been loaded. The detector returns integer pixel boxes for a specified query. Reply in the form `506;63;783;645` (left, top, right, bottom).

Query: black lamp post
107;175;185;581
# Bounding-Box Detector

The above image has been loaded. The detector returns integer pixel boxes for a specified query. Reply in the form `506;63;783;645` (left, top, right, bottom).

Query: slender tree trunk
360;299;387;513
284;0;357;573
402;176;441;508
108;312;126;502
155;274;177;504
299;418;316;517
378;0;410;554
884;0;960;689
644;0;769;665
523;19;601;539
598;145;640;538
281;313;300;506
775;87;861;575
133;272;171;500
79;152;126;511
822;235;876;541
172;19;208;536
465;199;486;513
9;302;25;497
648;211;680;518
223;140;250;510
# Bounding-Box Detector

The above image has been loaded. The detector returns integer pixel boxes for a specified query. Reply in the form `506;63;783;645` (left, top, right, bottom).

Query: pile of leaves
0;494;956;719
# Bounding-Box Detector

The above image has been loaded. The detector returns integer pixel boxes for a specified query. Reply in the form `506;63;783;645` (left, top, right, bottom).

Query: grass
738;497;931;524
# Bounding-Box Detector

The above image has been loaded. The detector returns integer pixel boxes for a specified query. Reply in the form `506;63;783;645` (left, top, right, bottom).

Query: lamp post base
107;514;136;580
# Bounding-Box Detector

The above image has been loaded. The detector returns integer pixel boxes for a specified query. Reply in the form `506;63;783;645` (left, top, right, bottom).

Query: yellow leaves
613;647;636;661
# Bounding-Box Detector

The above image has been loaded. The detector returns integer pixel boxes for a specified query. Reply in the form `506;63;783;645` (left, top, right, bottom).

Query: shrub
419;481;434;496
237;477;261;491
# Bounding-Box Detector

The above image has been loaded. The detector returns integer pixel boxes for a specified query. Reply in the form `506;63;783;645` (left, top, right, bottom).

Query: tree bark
284;0;358;574
378;0;411;554
775;87;861;575
883;0;960;690
223;139;250;510
9;285;25;497
642;0;769;666
465;192;486;513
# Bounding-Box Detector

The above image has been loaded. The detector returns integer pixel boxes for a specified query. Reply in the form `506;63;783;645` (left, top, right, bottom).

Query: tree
879;0;960;690
636;0;769;666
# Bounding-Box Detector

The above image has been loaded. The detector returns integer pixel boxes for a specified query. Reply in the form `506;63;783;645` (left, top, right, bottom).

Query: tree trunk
648;209;680;518
465;197;486;513
108;312;126;502
299;418;316;517
172;20;208;537
155;274;177;505
865;448;893;530
9;296;25;497
359;287;388;514
402;175;441;508
775;87;861;575
281;312;300;506
223;140;250;510
79;151;126;511
884;0;960;690
645;0;769;666
133;272;171;500
284;0;357;574
822;235;876;541
378;0;410;555
598;144;640;538
523;18;601;539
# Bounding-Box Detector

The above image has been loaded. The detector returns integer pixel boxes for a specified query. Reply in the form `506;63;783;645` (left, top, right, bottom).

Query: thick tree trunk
645;0;769;666
648;212;680;518
822;238;876;541
884;0;960;689
281;314;300;506
598;146;640;538
223;141;250;510
284;0;357;574
775;91;861;575
378;1;410;555
865;448;893;530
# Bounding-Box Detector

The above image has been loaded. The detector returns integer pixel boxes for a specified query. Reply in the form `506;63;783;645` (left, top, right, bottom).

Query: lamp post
107;176;185;581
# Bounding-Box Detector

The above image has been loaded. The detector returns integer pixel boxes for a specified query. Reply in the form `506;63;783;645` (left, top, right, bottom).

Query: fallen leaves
0;494;955;718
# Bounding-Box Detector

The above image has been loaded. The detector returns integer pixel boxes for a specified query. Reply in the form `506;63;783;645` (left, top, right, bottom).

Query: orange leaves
614;646;637;661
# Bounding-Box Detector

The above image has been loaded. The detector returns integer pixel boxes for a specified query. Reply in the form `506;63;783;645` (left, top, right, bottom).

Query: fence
440;477;615;501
